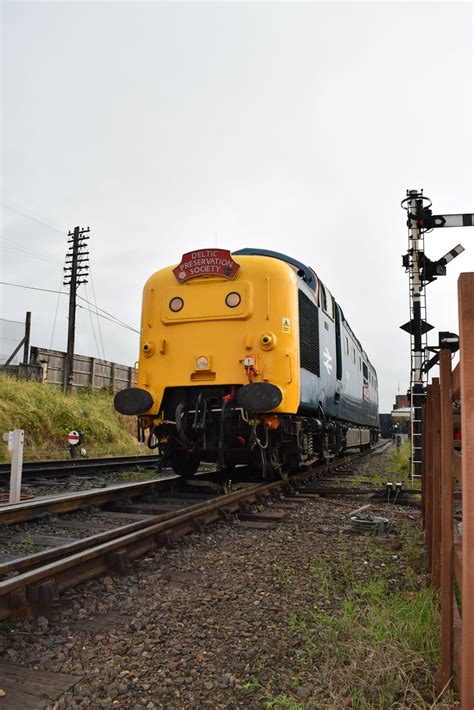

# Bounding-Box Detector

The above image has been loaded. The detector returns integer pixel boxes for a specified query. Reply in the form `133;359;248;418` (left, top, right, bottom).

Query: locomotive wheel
171;450;201;478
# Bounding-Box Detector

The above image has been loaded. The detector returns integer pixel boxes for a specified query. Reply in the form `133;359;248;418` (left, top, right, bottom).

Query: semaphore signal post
401;189;473;479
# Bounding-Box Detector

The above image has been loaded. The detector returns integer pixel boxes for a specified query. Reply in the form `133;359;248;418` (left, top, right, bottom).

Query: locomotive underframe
140;385;377;478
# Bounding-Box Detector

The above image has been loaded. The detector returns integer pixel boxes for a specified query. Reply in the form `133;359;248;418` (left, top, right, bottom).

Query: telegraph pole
63;226;90;392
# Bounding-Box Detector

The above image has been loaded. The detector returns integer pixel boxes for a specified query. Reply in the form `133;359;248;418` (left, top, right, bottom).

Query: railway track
0;454;164;481
0;443;398;622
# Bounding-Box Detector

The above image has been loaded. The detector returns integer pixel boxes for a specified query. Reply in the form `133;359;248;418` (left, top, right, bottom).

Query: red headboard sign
173;249;240;282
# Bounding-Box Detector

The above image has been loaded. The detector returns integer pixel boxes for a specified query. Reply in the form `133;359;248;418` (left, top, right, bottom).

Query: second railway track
0;443;396;622
0;454;165;481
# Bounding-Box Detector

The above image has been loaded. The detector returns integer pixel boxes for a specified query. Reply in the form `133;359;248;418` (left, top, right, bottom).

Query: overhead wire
1;200;66;234
1;202;139;339
76;304;139;332
49;277;64;350
89;266;106;360
0;281;140;333
83;281;102;360
1;240;63;267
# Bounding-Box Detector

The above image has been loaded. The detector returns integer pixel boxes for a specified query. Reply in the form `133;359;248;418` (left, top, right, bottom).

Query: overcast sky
1;1;472;412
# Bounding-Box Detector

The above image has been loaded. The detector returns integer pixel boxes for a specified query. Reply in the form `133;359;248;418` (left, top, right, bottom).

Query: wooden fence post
90;357;96;388
458;273;474;709
425;384;433;567
438;349;454;690
431;378;441;588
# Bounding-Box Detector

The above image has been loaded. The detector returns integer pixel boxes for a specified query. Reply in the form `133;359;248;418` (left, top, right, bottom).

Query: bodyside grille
298;290;320;376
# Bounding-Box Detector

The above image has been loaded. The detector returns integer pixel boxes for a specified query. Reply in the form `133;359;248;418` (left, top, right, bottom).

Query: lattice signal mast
401;189;473;478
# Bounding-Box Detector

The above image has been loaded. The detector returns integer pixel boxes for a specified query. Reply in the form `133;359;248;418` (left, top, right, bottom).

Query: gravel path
0;448;457;709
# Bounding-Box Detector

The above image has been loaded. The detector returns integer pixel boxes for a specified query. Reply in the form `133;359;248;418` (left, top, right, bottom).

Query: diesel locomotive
114;248;379;478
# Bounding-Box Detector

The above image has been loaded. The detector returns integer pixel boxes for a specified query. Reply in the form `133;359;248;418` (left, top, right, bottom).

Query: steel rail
0;481;272;620
0;499;211;578
0;475;179;525
0;443;388;525
0;446;393;621
0;454;164;480
0;451;374;620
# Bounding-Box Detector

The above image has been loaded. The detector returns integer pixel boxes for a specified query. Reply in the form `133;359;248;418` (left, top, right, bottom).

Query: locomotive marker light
401;189;473;479
195;356;210;370
225;292;241;308
169;297;184;312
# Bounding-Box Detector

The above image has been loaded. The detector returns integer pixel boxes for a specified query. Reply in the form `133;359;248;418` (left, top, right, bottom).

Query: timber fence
423;273;474;708
1;346;137;392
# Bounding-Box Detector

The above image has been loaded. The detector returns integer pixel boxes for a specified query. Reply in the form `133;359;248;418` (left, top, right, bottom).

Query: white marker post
2;429;24;504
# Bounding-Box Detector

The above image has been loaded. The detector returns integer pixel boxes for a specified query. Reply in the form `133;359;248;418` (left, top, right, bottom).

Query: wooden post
111;362;116;391
431;378;441;588
2;429;24;505
425;384;433;566
64;227;80;392
438;349;454;690
22;311;31;365
458;273;474;710
91;357;96;388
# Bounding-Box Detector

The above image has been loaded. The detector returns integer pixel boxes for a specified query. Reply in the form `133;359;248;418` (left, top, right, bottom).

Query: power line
76;304;139;332
89;266;106;360
84;282;102;360
76;294;138;332
49;276;64;350
0;241;63;267
0;281;140;333
1;200;66;234
1;281;63;296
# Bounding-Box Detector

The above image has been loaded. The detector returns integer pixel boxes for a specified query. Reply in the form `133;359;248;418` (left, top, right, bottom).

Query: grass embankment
0;374;144;461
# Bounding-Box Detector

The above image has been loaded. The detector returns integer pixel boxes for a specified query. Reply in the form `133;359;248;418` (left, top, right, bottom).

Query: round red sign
68;430;81;446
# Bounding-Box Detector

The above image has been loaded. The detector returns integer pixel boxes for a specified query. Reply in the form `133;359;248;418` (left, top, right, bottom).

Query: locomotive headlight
195;356;209;370
169;297;184;312
225;292;241;308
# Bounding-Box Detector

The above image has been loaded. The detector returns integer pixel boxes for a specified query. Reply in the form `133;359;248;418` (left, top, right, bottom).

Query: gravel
0;447;455;708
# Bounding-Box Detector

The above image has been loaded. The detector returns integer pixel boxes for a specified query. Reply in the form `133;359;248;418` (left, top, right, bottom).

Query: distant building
393;394;410;410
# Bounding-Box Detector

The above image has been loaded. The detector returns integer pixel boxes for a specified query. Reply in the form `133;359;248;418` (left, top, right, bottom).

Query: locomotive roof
233;248;317;290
